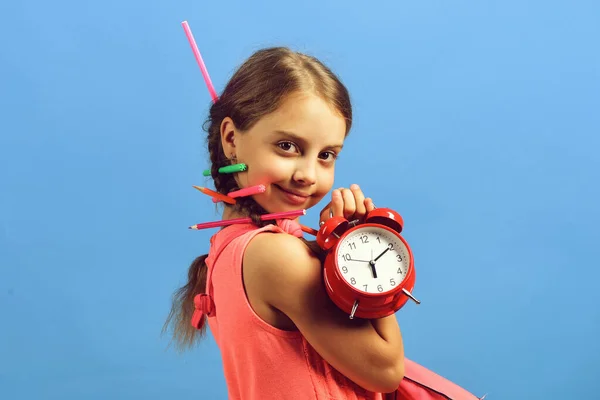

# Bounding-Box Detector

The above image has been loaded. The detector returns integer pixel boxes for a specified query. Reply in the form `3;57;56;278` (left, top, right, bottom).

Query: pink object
189;209;306;230
181;21;219;103
202;221;383;399
212;184;266;203
228;184;266;198
396;358;483;399
198;219;484;400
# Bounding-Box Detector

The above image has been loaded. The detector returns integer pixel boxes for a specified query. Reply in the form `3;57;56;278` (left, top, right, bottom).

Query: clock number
388;243;394;250
377;285;383;292
360;235;369;244
342;266;348;274
396;254;403;262
397;267;402;274
342;253;351;261
363;285;368;291
376;236;381;243
348;242;356;250
390;278;396;286
350;277;356;285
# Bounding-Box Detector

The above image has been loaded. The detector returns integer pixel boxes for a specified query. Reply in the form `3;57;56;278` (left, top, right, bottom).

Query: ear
220;117;238;158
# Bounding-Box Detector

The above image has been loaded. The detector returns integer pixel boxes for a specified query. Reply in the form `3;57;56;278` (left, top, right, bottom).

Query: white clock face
336;226;410;294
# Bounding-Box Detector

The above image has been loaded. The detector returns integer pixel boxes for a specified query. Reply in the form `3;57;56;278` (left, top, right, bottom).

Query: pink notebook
393;358;486;399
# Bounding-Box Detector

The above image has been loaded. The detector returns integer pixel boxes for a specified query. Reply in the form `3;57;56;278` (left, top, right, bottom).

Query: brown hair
163;47;352;350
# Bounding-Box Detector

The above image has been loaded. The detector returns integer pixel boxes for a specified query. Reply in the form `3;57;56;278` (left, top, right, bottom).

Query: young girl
164;47;404;399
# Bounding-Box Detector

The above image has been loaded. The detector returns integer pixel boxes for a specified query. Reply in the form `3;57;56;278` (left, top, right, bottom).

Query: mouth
274;185;311;205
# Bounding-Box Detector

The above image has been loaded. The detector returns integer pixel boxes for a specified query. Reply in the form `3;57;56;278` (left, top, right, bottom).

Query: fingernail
350;184;359;190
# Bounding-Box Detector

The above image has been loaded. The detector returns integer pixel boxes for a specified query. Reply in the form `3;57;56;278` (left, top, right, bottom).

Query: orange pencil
193;185;237;205
300;224;318;236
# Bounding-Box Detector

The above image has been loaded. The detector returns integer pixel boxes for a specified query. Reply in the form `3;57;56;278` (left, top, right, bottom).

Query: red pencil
189;209;306;230
300;224;318;236
193;185;236;205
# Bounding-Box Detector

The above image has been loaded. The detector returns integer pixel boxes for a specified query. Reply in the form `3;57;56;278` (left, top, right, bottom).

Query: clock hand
369;261;378;278
373;247;390;262
369;249;377;278
347;257;377;277
348;257;371;263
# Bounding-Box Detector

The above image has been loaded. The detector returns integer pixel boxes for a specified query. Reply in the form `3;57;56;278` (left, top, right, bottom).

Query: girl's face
221;92;347;214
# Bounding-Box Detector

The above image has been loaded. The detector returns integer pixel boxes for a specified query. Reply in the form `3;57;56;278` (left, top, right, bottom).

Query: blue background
1;1;599;399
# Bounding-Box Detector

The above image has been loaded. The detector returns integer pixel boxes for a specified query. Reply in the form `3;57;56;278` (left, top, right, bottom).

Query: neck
221;205;245;221
220;205;301;223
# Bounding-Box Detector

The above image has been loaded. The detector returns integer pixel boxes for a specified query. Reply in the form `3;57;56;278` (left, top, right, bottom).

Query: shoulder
243;231;323;303
243;229;341;324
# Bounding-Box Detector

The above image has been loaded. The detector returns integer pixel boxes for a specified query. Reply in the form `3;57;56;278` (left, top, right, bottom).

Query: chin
255;199;308;215
254;186;324;214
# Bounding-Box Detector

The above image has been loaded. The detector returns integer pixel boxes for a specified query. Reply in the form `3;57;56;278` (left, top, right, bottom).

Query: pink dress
201;219;484;400
204;219;383;399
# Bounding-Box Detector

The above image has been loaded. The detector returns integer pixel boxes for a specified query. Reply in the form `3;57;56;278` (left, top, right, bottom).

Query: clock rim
331;222;414;298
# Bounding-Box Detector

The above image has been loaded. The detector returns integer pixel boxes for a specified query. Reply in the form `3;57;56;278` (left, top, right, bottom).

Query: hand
319;184;375;226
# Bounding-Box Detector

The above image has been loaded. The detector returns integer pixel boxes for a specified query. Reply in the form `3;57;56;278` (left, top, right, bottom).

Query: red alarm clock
316;207;420;319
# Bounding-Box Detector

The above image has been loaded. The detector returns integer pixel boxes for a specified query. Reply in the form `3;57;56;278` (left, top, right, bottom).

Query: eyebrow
273;130;344;150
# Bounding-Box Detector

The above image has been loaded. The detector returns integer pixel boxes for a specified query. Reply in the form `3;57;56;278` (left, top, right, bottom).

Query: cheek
245;159;290;185
316;169;335;194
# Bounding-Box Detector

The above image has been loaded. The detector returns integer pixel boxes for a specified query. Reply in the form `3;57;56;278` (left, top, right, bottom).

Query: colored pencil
300;224;318;236
229;184;265;198
203;163;248;177
193;185;237;205
219;163;247;174
212;184;266;203
189;209;306;230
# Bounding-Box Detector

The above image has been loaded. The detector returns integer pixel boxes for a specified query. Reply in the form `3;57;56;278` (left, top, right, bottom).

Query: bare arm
244;232;404;393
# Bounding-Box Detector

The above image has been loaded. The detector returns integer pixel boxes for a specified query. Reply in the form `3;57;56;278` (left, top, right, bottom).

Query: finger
331;188;344;218
340;187;356;219
350;184;367;220
365;197;376;213
319;201;332;224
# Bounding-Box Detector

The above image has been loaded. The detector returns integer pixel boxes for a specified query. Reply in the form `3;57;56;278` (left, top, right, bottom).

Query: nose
292;159;317;186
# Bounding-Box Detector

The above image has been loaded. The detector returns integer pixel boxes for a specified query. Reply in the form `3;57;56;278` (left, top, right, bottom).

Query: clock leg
349;300;359;319
402;288;421;305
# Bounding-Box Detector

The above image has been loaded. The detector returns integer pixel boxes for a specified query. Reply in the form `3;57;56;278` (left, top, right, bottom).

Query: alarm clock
316;207;420;319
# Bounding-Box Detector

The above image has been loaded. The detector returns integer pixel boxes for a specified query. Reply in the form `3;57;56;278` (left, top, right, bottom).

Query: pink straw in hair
181;21;219;103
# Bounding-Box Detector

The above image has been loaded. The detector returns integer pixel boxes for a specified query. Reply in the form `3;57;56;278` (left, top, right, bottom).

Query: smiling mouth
275;185;310;197
274;185;311;204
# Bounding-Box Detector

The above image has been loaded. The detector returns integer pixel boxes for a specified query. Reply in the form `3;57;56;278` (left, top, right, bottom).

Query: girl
164;47;404;399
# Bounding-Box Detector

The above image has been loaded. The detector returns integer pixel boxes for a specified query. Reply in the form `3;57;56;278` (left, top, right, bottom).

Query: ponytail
163;254;209;350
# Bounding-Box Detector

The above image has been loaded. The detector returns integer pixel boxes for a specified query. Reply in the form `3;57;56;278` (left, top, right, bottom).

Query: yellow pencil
193;186;237;205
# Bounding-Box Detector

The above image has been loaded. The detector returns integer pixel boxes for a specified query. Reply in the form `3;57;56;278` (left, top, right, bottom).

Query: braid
205;103;274;227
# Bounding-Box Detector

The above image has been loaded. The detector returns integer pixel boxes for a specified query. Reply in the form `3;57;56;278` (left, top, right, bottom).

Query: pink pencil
181;21;219;103
189;209;306;230
229;184;266;198
212;184;266;203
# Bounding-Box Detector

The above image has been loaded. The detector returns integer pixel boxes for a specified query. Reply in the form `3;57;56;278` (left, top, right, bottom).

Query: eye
277;141;299;153
319;151;338;162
